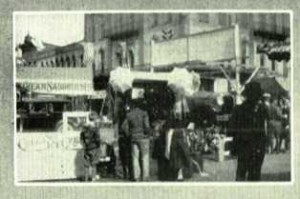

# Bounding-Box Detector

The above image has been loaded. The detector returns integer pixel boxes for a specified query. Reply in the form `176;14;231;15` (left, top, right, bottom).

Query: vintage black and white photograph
14;11;291;184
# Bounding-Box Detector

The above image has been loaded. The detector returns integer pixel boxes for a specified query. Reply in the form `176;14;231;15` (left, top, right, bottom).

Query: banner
151;26;238;66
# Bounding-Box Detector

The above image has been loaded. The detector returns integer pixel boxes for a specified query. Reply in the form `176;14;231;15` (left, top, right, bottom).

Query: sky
14;13;84;47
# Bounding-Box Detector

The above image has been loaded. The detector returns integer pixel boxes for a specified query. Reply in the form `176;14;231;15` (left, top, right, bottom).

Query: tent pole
240;65;261;92
234;24;242;104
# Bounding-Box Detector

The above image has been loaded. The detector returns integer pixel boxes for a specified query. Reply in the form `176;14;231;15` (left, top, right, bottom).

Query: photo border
13;9;294;187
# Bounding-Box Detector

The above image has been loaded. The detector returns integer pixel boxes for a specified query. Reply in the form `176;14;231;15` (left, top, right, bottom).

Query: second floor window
198;13;209;23
260;53;265;67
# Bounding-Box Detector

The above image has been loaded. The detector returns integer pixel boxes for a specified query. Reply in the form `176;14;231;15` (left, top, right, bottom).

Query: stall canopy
109;67;200;96
252;77;288;98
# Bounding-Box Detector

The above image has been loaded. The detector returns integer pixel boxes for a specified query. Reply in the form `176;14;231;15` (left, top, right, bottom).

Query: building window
218;13;227;26
61;57;65;67
128;49;135;69
241;41;247;65
158;14;169;25
55;58;60;67
198;13;209;23
167;13;172;23
153;14;158;27
260;53;265;67
179;14;186;23
80;54;84;67
240;14;250;29
72;55;76;67
99;49;105;73
271;60;276;71
116;52;122;67
66;56;71;67
41;62;44;67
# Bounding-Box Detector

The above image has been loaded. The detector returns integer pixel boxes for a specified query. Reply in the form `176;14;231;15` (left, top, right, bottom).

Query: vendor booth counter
16;112;115;182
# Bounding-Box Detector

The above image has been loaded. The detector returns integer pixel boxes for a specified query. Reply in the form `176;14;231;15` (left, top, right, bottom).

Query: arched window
80;54;84;67
128;49;135;69
41;62;44;67
99;49;105;73
116;52;122;67
72;55;76;67
260;53;265;67
51;60;55;67
55;58;60;67
66;56;71;67
61;57;65;67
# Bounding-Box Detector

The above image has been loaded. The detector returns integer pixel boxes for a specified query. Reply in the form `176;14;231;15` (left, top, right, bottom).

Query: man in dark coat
229;82;269;181
122;100;151;181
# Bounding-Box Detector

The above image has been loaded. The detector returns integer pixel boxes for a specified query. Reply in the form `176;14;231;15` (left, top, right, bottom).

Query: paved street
35;151;290;183
189;152;291;182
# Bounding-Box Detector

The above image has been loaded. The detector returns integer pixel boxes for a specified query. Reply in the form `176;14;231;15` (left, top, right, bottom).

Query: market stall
16;79;112;182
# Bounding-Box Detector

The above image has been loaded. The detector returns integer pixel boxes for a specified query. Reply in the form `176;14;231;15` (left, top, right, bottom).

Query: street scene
15;12;291;183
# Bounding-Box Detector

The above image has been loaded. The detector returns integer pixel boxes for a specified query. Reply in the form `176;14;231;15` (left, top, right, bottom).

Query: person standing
268;98;283;153
229;82;269;181
186;122;209;177
122;100;151;181
279;98;290;152
80;123;101;182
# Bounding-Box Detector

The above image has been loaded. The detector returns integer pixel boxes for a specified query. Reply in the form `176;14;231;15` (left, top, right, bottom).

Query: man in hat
229;82;269;181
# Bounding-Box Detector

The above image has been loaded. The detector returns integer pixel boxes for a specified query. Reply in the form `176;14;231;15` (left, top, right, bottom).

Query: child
80;123;101;182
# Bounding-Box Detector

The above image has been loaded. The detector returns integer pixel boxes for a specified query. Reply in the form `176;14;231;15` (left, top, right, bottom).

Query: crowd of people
79;82;290;182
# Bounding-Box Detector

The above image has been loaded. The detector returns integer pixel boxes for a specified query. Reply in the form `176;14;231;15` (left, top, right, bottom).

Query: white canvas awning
109;67;200;96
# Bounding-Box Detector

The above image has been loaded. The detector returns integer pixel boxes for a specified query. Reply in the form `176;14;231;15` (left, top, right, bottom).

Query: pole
234;24;242;105
241;65;261;92
150;39;154;73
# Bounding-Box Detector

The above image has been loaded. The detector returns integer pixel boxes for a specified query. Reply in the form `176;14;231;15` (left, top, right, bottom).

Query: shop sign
17;79;95;95
17;133;82;151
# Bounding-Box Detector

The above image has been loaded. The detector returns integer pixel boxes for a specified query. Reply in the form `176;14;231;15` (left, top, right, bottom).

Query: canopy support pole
240;65;261;92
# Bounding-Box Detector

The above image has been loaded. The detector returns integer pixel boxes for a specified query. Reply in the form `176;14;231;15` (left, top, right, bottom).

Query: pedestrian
152;117;171;181
122;99;151;181
80;123;101;182
279;98;290;152
268;98;283;153
229;82;269;181
186;122;209;177
262;93;273;153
